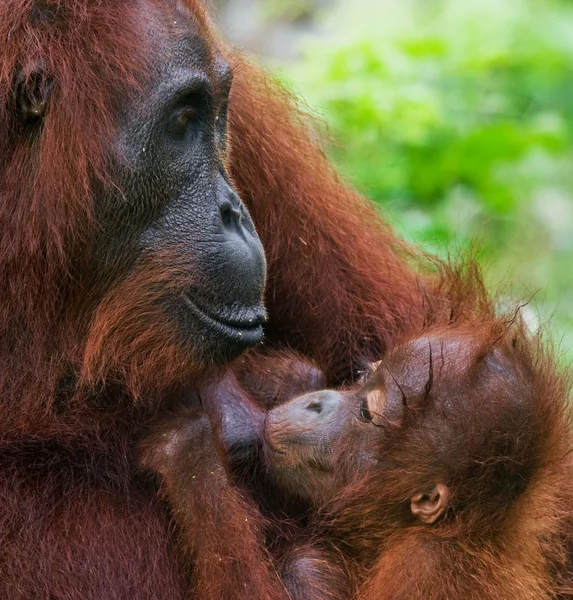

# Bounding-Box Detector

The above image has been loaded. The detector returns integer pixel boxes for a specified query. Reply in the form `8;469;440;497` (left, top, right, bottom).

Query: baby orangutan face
262;386;384;506
261;331;526;522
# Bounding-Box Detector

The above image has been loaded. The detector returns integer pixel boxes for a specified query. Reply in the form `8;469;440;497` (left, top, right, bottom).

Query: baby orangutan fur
141;266;573;600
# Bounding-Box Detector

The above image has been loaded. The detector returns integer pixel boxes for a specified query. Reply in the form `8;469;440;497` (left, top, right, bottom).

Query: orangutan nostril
306;399;323;414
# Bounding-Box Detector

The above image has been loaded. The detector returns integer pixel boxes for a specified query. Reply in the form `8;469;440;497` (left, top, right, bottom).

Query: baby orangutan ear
410;483;451;524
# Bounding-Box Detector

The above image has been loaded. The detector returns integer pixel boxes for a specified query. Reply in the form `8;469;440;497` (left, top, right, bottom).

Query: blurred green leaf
273;0;573;360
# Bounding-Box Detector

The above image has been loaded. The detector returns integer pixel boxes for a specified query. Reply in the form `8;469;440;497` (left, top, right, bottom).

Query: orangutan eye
166;87;209;140
177;107;196;126
358;399;373;422
168;105;197;138
357;389;386;425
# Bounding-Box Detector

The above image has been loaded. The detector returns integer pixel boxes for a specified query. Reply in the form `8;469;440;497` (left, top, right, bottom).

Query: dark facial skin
199;362;379;505
199;355;404;505
86;2;266;363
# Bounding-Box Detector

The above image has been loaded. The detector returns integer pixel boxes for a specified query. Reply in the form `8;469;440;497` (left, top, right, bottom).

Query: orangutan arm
139;405;288;600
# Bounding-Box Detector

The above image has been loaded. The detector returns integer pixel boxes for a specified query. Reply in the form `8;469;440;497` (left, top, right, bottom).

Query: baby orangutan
141;323;573;600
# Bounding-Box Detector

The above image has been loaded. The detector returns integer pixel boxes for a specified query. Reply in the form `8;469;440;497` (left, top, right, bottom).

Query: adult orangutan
0;0;429;597
143;273;573;600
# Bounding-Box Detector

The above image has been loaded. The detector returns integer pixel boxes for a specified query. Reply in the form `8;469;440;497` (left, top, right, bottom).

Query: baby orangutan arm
279;544;350;600
139;390;288;600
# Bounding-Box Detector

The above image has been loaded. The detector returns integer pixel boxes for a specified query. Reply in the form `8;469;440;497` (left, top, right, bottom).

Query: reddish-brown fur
143;264;573;600
140;369;351;600
140;394;288;600
326;323;573;600
0;0;442;597
227;58;429;383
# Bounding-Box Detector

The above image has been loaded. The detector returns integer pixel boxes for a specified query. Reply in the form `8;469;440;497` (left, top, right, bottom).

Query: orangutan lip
264;431;312;457
261;422;287;456
182;295;265;344
264;440;287;456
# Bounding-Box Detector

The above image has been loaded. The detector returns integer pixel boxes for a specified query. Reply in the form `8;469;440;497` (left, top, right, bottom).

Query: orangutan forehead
156;0;229;79
373;334;486;407
388;335;479;380
382;332;524;403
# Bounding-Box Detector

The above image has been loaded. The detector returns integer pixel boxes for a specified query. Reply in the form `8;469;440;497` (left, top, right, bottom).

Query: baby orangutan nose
265;390;347;458
296;390;343;419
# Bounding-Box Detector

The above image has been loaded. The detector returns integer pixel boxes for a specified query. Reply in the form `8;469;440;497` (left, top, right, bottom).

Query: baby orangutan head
262;327;539;534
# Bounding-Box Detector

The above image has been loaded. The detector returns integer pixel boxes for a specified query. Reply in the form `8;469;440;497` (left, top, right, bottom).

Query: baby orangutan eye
357;389;386;426
358;399;373;422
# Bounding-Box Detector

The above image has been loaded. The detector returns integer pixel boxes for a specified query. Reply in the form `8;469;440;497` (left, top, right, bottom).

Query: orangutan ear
15;65;52;121
410;483;450;524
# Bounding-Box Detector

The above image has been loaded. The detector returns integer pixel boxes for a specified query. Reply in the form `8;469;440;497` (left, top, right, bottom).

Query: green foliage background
271;0;573;360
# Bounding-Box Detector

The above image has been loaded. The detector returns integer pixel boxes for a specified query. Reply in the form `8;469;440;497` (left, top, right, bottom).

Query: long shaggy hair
323;262;573;600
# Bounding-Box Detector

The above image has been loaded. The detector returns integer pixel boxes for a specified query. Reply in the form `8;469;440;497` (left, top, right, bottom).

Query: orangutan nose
302;391;342;418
